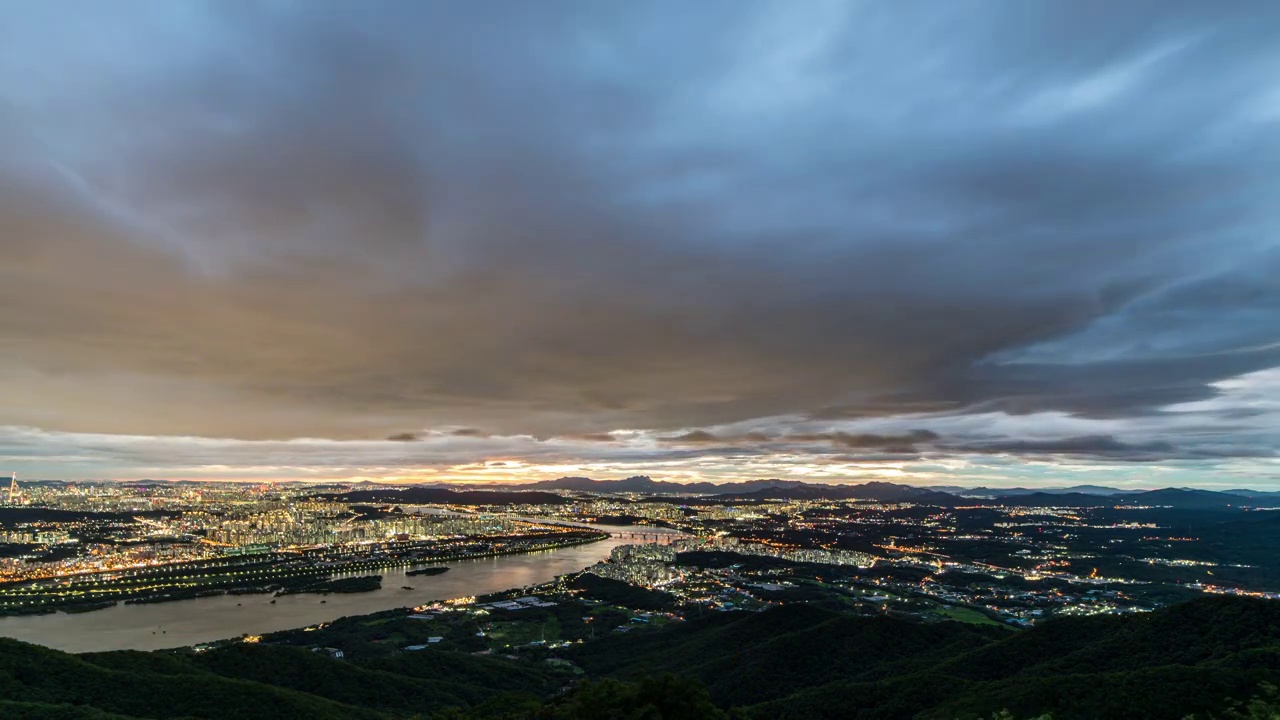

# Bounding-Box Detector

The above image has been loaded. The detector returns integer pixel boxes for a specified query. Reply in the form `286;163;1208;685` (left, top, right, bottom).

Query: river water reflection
0;524;679;653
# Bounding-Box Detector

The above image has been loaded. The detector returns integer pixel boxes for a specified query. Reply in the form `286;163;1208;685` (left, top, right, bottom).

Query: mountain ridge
319;479;1280;510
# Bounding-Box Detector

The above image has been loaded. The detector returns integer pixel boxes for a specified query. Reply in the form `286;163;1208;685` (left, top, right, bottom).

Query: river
0;524;680;653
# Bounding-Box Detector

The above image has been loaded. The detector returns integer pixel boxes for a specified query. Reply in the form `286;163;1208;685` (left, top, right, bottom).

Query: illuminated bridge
605;530;677;541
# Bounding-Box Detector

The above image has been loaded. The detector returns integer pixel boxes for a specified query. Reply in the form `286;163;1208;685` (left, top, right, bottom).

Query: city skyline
3;1;1279;488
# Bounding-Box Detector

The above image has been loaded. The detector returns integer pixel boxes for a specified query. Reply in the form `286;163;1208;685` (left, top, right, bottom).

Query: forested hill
0;596;1277;719
572;595;1280;719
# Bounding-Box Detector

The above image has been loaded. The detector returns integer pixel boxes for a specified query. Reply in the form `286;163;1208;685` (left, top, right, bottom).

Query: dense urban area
1;475;1279;719
1;475;1277;623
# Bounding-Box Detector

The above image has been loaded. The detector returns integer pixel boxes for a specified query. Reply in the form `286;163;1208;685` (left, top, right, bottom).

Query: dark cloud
841;430;939;448
571;433;620;443
828;453;923;463
784;430;939;453
386;432;420;442
0;0;1277;483
662;430;721;443
659;428;939;454
946;433;1277;462
960;435;1176;460
808;401;964;421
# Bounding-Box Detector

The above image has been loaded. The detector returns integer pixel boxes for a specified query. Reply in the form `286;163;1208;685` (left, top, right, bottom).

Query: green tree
531;676;728;720
1187;684;1280;720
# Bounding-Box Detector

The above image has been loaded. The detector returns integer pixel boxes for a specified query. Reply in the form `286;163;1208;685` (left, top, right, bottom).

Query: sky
1;1;1278;489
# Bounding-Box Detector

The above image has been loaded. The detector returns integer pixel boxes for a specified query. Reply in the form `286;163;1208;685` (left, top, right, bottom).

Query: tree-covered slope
1;596;1278;719
0;638;554;719
733;597;1280;720
0;637;389;719
572;603;1006;706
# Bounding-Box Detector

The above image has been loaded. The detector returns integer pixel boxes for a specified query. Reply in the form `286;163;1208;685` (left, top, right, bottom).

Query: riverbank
0;531;608;617
0;525;679;652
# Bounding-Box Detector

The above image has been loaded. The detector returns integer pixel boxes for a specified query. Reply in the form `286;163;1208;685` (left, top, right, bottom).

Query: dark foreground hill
569;596;1280;719
0;597;1277;719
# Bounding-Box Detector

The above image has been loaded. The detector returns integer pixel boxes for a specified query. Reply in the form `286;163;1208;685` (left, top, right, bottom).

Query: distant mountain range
518;476;808;495
517;475;1273;505
951;484;1132;497
708;480;967;505
513;475;1161;498
320;476;1280;510
706;483;1279;509
1226;488;1280;499
30;475;1280;510
328;487;572;506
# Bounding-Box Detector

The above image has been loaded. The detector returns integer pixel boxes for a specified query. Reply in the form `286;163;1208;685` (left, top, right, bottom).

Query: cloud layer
1;1;1277;486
